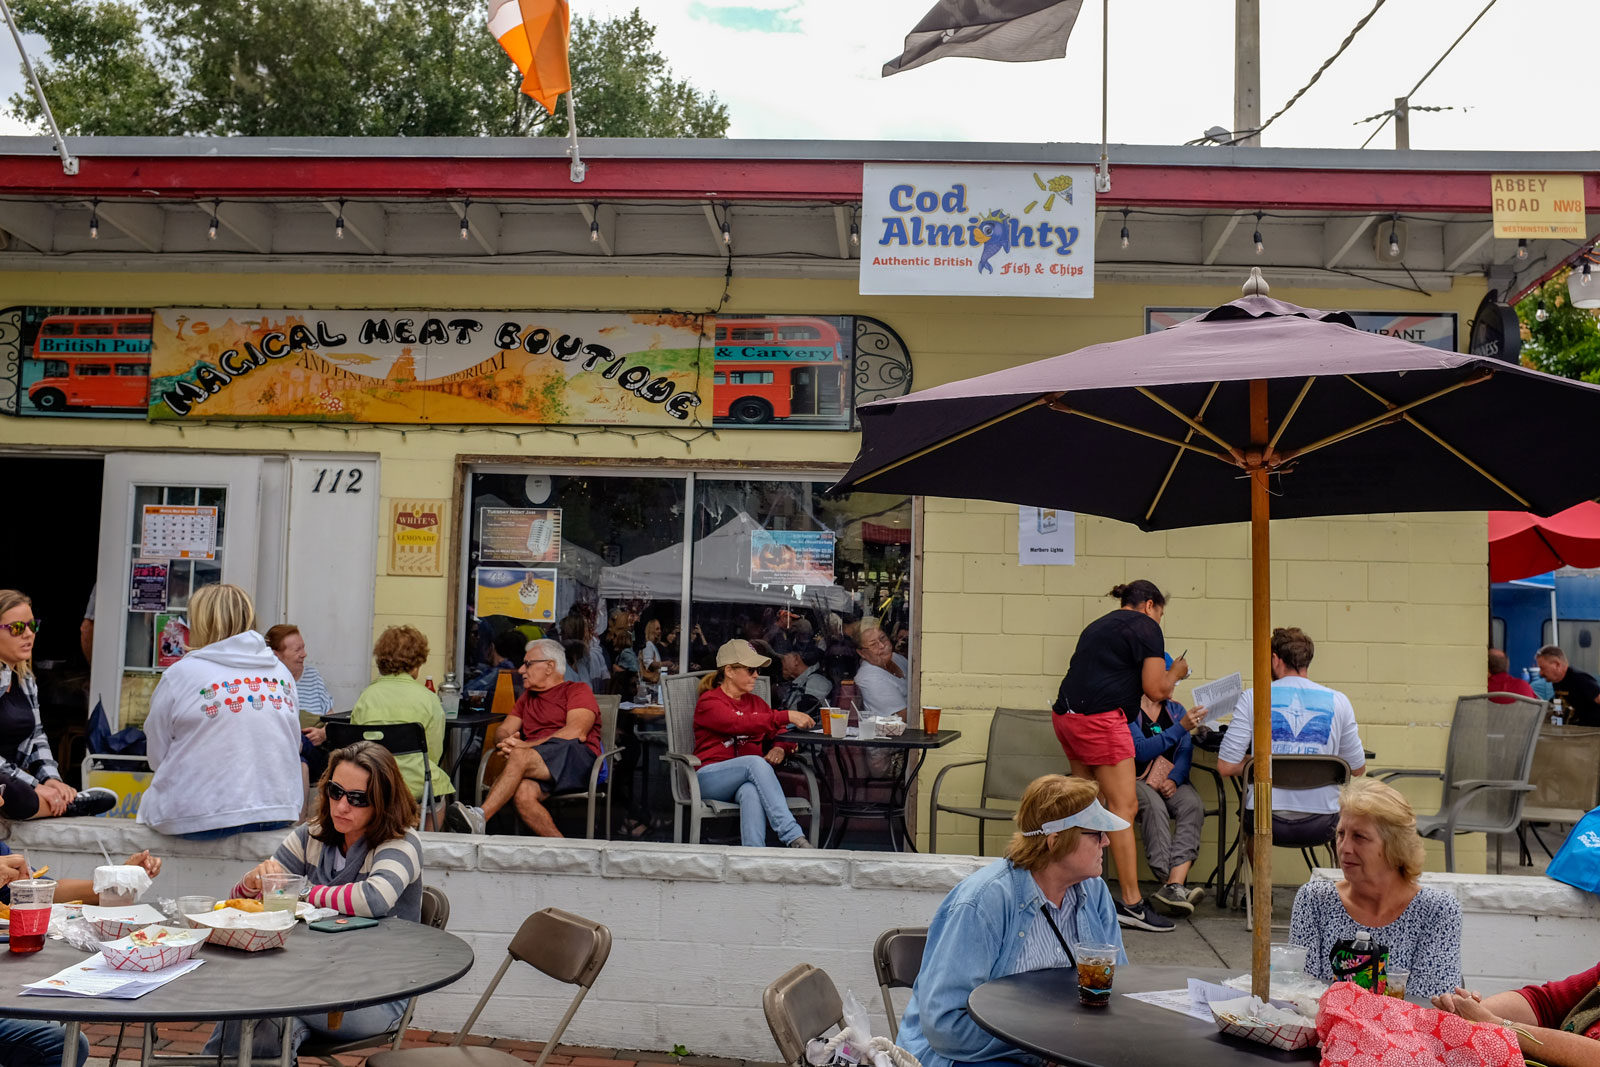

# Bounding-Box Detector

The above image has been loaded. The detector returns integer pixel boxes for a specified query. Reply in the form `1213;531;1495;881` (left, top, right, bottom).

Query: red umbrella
1489;502;1600;582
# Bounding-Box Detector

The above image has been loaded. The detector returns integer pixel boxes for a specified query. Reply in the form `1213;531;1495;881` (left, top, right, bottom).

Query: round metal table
0;918;473;1067
967;965;1316;1067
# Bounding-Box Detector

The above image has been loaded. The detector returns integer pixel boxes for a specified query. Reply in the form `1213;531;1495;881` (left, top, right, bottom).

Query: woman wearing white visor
898;775;1130;1067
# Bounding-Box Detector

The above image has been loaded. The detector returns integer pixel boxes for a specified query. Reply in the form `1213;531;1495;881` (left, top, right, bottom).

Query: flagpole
565;91;585;183
1095;0;1110;192
0;0;77;175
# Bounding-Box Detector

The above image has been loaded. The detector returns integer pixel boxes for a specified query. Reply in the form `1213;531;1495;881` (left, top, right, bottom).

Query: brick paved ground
79;1023;778;1067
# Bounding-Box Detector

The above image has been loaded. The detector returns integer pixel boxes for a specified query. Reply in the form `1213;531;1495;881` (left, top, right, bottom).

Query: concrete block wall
10;820;985;1061
917;501;1490;874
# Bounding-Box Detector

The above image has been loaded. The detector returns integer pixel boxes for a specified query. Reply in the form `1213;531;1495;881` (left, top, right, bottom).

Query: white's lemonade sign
859;164;1095;299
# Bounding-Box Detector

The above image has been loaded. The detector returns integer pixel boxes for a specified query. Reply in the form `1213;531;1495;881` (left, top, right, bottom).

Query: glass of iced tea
8;879;55;955
1075;943;1118;1008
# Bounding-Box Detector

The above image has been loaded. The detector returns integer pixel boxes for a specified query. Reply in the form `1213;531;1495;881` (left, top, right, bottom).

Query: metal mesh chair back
982;708;1070;804
1445;693;1546;830
763;963;843;1067
507;907;613;988
664;671;715;807
1528;724;1600;813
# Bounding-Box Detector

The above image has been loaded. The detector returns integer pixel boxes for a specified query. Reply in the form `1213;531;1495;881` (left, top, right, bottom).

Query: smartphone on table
309;915;380;933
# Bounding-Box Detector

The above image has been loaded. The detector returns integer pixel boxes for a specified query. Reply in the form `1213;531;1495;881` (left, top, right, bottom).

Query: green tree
1515;268;1600;383
5;1;728;138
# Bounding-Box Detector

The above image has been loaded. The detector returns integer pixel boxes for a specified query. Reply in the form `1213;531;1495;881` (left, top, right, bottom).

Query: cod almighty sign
148;309;712;426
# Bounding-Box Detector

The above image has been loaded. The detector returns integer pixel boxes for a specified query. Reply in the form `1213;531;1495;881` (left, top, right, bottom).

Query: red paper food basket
85;904;167;942
100;926;207;972
1209;999;1319;1051
190;908;297;952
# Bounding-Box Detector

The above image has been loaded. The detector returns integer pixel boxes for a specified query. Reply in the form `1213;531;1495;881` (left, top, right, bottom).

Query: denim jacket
897;859;1128;1067
1128;699;1194;787
0;665;59;788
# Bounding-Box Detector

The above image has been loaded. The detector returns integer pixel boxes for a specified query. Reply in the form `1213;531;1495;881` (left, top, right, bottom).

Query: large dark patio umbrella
834;272;1600;996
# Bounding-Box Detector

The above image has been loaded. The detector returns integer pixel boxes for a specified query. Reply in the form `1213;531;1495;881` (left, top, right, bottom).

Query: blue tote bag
1545;805;1600;894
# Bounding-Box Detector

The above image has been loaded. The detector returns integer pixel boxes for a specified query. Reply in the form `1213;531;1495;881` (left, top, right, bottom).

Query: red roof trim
1;155;1596;214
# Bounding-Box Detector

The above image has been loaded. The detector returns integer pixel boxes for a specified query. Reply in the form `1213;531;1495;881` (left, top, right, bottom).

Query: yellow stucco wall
0;266;1492;874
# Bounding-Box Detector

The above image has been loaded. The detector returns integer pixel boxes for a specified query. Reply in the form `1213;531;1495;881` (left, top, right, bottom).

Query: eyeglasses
0;620;40;637
724;663;757;674
522;658;555;668
324;781;371;807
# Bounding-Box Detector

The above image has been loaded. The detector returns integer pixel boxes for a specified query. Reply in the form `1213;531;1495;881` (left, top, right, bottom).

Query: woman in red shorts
1053;580;1190;933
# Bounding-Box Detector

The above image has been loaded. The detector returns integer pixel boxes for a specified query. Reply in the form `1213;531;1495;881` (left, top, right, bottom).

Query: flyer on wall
474;567;558;624
749;530;836;586
1018;507;1076;565
479;508;563;565
154;614;189;668
129;561;169;613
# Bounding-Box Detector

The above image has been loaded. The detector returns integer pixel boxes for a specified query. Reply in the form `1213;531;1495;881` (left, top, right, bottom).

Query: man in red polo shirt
1487;648;1537;703
451;638;600;836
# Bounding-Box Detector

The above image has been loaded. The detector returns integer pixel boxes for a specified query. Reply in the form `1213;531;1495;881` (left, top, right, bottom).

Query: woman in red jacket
1434;966;1600;1066
693;640;815;847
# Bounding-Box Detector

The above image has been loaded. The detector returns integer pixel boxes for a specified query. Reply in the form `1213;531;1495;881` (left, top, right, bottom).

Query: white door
92;453;265;728
285;455;378;711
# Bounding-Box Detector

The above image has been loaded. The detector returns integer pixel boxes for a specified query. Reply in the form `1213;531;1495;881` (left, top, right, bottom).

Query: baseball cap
716;639;771;669
1020;799;1130;836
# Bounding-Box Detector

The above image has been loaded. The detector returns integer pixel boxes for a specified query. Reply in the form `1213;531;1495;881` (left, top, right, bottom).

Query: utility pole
1393;97;1410;149
1234;0;1260;145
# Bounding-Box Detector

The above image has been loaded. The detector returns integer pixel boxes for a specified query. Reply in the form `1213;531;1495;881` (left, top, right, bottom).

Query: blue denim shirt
897;859;1128;1067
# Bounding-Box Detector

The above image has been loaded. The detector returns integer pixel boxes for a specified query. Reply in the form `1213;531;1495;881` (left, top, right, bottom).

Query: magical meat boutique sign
147;309;712;425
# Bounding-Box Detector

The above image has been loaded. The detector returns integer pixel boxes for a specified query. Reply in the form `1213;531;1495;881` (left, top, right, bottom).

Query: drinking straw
93;834;114;868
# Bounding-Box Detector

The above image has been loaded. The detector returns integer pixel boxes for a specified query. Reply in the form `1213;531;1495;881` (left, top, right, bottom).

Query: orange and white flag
487;0;572;115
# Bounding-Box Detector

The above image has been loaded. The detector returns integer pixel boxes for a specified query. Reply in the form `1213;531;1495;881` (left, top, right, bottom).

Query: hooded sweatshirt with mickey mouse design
138;629;304;835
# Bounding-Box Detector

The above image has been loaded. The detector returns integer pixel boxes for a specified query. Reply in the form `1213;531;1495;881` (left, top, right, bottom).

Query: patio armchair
1373;692;1545;873
926;707;1067;854
661;671;820;845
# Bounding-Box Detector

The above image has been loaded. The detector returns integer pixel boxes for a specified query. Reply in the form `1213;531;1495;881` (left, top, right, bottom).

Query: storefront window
460;468;912;707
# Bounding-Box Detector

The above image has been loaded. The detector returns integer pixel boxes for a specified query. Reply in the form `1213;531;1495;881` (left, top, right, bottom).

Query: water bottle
440;672;461;720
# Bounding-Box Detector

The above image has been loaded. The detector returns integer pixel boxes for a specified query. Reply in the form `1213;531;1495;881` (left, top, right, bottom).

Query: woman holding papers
1052;580;1190;933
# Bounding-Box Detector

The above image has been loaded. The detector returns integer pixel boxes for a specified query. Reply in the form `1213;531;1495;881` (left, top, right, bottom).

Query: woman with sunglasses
692;639;815;848
205;741;423;1062
0;590;115;819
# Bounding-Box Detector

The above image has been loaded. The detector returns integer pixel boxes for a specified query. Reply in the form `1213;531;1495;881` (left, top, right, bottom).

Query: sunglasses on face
1;620;39;637
324;781;371;807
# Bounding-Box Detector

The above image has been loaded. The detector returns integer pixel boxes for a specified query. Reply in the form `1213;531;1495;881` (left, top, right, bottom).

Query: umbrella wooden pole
1249;378;1274;1001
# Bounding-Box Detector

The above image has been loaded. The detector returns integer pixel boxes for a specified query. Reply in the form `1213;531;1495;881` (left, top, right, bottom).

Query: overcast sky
2;0;1597;152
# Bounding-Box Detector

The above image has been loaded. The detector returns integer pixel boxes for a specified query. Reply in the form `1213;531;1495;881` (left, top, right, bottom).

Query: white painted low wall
1310;868;1600;993
12;821;1592;1060
11;820;985;1060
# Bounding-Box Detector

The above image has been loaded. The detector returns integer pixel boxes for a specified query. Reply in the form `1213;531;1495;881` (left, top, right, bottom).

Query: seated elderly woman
898;775;1128;1067
1433;965;1600;1067
1288;777;1462;998
351;625;454;826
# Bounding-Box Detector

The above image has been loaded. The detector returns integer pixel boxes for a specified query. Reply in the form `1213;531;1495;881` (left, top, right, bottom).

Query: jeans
696;755;804;846
177;820;294;842
203;999;407;1059
0;1019;88;1067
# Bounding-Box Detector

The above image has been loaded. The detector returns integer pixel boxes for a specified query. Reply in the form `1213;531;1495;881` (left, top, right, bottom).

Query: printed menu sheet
20;953;204;998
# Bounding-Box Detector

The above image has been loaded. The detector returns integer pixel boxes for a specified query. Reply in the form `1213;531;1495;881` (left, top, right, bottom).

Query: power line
1203;0;1389;146
1360;0;1499;148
